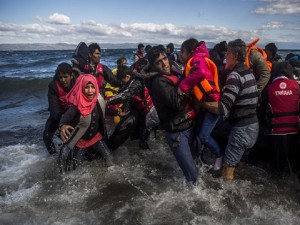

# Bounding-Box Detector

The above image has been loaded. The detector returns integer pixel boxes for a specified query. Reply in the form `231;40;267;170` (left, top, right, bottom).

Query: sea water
0;49;300;225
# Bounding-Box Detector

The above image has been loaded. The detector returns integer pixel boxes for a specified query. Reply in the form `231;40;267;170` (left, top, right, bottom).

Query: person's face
58;73;73;88
121;74;131;85
153;52;170;74
90;49;101;64
139;47;145;54
180;47;190;63
84;83;96;100
121;59;127;65
225;50;238;71
166;47;171;54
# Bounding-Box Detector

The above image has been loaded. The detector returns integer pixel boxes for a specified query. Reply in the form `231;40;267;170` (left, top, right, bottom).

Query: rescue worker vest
55;80;69;112
64;94;106;149
184;57;220;101
246;38;272;71
267;77;300;134
132;85;154;116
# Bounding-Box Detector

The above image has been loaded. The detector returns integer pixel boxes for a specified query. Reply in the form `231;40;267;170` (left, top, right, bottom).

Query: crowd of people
43;39;300;187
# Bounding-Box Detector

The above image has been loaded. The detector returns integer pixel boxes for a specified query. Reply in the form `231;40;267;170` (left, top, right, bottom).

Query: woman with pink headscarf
59;74;113;170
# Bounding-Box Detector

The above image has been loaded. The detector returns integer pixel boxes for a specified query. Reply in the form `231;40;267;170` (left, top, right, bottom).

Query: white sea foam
0;144;48;182
0;183;41;206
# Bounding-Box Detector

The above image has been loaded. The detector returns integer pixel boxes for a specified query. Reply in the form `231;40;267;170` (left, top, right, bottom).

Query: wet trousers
166;127;197;183
224;122;259;166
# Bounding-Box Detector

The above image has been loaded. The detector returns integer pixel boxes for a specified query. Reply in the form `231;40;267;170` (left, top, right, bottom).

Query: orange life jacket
185;57;220;101
246;38;272;71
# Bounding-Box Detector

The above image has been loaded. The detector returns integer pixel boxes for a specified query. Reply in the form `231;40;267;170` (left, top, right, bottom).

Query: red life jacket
135;53;143;60
55;80;69;112
163;74;179;84
162;74;196;120
267;77;300;134
132;86;154;116
94;63;104;89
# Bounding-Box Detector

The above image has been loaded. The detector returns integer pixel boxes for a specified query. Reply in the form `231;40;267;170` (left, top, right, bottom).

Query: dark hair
166;43;174;52
214;41;228;53
227;39;246;62
55;63;73;79
271;61;294;81
265;43;277;56
181;38;199;55
117;56;127;65
88;43;101;53
145;45;152;53
138;43;144;49
132;57;148;72
116;65;133;80
146;45;166;65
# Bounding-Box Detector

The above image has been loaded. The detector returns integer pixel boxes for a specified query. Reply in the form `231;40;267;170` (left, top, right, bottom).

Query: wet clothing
107;73;153;150
43;77;76;154
142;64;197;182
59;75;112;162
179;41;222;159
59;99;106;149
225;122;259;166
219;62;259;166
47;79;75;121
108;74;153;116
166;127;197;182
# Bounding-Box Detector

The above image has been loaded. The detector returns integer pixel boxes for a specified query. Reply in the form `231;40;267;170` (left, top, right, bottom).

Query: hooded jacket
141;63;194;132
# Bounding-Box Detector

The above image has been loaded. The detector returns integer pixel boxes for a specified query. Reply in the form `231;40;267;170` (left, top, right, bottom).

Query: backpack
246;38;272;71
71;42;92;73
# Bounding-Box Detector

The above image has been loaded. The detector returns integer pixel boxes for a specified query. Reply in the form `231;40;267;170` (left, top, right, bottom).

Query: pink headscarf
66;74;99;117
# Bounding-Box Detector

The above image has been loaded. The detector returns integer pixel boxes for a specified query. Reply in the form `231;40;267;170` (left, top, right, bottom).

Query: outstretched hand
59;125;74;142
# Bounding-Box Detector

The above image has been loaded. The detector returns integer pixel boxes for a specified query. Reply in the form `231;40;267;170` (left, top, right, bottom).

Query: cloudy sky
0;0;300;48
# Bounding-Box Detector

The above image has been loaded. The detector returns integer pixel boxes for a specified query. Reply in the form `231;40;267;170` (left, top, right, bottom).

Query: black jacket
47;78;75;122
59;102;105;140
146;72;194;132
107;74;144;105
